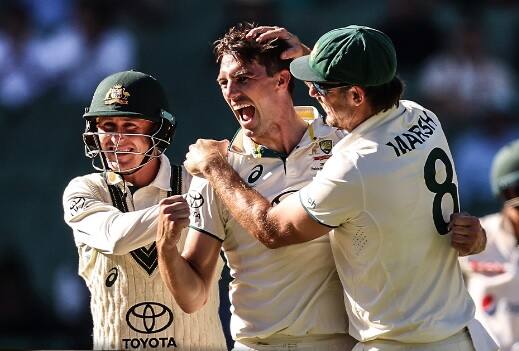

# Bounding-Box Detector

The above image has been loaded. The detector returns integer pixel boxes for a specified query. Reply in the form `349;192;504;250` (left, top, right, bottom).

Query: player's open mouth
235;105;256;123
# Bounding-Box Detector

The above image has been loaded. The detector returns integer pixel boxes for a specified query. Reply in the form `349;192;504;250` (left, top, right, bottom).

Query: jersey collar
347;102;404;140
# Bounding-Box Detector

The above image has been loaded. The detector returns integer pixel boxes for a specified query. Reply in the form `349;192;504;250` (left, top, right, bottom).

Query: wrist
157;236;180;255
201;154;227;177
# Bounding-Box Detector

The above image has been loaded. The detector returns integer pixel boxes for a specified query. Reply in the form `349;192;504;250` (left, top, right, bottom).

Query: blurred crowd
0;0;517;349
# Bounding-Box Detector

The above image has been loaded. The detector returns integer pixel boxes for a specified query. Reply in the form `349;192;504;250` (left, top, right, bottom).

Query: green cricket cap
491;139;519;196
83;70;171;124
290;25;397;86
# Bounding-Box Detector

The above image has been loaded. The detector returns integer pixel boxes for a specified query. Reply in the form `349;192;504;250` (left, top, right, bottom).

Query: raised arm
184;139;330;249
63;177;162;254
156;195;222;313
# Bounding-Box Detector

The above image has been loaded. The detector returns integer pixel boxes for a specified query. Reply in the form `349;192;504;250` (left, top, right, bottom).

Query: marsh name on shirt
385;112;438;157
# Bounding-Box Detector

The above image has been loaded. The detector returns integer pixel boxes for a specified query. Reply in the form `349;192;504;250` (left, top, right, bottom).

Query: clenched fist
156;195;190;248
449;212;487;256
184;139;229;177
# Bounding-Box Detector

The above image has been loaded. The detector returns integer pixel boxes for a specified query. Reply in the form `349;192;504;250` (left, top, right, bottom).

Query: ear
276;69;291;91
350;86;366;106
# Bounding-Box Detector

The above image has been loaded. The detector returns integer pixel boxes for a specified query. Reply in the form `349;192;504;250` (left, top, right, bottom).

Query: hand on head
246;26;311;60
184;139;230;177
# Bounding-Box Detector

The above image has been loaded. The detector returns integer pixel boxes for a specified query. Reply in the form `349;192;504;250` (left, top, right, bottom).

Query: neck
122;157;160;188
344;105;378;132
252;106;307;155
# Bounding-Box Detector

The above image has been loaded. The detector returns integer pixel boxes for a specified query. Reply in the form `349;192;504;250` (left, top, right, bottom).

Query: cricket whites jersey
461;213;519;351
63;155;227;350
300;100;492;345
188;107;354;344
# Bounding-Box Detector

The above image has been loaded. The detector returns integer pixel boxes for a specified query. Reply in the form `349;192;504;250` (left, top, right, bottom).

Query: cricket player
62;70;226;350
181;26;497;350
461;140;519;351
158;24;487;351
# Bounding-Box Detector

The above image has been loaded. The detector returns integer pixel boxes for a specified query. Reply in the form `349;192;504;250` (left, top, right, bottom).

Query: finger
451;234;472;245
246;26;276;39
161;203;190;215
160;195;187;205
450;212;475;225
256;28;290;42
451;217;478;227
449;226;474;237
165;212;190;222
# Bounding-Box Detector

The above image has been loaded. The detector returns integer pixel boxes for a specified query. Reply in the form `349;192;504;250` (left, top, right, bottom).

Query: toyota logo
126;302;173;334
187;191;204;208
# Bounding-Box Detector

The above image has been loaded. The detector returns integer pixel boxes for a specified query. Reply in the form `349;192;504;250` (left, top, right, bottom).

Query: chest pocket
106;165;182;275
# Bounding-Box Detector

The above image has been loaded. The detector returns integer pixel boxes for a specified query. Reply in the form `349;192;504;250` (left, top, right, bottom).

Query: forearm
203;157;290;248
157;240;209;313
69;206;159;254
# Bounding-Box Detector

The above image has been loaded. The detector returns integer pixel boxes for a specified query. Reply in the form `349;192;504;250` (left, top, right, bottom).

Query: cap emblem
104;84;130;105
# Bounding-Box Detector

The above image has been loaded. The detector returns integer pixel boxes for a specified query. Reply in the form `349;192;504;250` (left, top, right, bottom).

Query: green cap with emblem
491;139;519;196
290;25;397;86
83;70;174;124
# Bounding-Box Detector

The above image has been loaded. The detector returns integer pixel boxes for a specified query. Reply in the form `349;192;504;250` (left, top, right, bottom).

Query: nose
110;132;124;147
223;81;241;101
307;83;320;98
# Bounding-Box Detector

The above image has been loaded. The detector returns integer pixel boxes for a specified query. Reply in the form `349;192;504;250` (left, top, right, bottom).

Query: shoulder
63;173;107;203
400;100;441;124
64;173;105;193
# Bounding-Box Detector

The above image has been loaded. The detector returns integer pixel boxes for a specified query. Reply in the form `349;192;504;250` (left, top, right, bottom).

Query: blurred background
0;0;517;348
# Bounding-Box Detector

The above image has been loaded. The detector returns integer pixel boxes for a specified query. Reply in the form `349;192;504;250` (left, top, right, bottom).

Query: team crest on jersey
319;140;332;154
104;84;130;105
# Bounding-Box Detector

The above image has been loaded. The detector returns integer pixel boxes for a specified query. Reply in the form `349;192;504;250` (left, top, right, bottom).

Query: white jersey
461;213;519;351
300;100;477;343
189;107;352;343
63;155;227;351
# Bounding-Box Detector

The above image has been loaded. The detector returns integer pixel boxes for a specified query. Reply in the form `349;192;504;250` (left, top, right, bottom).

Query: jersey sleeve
62;176;159;254
299;151;363;228
187;176;227;242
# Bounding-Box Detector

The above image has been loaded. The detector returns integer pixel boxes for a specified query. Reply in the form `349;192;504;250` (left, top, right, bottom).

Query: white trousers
233;334;357;351
352;320;498;351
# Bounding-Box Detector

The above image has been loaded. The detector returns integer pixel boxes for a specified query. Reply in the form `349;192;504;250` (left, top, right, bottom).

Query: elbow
262;238;284;249
176;295;208;314
257;228;289;249
178;301;204;314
